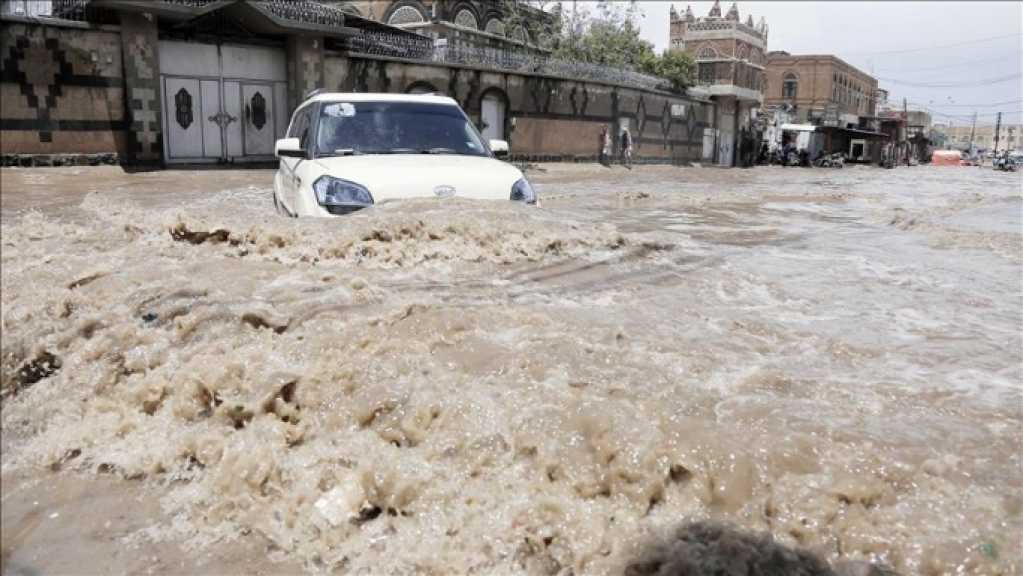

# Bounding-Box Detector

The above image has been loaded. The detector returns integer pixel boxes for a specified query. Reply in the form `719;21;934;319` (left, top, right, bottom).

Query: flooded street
1;163;1020;574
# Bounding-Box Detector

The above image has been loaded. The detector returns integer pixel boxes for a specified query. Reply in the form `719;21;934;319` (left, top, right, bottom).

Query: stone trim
2;152;119;167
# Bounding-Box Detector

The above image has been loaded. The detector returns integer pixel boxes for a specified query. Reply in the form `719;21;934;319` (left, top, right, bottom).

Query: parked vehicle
273;93;537;217
993;151;1018;172
813;152;845;168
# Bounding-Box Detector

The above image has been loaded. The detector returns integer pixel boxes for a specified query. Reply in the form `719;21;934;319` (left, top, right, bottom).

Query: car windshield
315;101;488;157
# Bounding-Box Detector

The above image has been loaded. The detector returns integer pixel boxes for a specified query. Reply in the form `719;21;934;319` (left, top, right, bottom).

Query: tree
552;1;654;68
643;49;696;92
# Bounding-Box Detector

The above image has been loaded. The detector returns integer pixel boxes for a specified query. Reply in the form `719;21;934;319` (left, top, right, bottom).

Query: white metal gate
480;94;506;141
159;41;287;164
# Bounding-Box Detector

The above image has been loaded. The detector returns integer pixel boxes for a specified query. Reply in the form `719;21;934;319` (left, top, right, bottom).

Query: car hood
312;154;524;202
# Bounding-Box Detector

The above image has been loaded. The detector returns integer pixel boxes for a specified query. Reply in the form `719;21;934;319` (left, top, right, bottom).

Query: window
288;106;314;149
387;5;426;26
315;101;488;157
782;72;798;100
699;62;716;84
485;18;506;36
454;8;478;29
697;46;719;60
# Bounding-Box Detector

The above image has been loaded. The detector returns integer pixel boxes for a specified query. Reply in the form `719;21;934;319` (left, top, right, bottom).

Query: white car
272;93;537;217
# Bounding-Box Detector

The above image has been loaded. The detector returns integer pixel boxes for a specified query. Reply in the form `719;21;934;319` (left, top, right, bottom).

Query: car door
280;106;312;213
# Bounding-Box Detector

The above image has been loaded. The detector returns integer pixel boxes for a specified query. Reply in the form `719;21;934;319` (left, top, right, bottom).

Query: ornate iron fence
342;30;670;92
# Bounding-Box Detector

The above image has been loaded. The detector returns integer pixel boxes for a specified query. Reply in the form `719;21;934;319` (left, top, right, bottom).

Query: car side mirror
489;139;509;158
275;137;305;159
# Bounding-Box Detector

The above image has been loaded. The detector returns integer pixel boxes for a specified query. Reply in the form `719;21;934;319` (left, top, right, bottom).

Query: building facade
669;1;766;166
764;52;878;127
935;124;1023;152
2;0;712;167
324;0;555;52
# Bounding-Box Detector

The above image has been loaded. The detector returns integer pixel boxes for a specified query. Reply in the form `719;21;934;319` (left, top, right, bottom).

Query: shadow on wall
623;522;898;576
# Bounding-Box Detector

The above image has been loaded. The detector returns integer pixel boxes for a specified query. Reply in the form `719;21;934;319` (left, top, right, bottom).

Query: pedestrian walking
620;127;633;169
599;125;611;167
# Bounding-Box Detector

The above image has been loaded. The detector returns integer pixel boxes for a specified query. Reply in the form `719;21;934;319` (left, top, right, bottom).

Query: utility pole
993;112;1002;155
968;110;977;156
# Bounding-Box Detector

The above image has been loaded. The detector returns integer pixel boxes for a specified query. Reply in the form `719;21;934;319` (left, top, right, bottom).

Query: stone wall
2;18;710;166
1;19;126;158
119;12;161;164
325;53;709;163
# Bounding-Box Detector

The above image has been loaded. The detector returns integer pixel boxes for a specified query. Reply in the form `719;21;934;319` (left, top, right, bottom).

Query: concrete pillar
287;35;324;113
119;12;161;165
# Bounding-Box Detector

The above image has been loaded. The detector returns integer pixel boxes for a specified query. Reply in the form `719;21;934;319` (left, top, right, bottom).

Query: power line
848;33;1021;55
872;55;1021;74
912;99;1023;108
877;73;1022;88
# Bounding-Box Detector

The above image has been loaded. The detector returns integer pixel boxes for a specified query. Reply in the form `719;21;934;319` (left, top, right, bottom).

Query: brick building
763;52;878;127
669;1;766;166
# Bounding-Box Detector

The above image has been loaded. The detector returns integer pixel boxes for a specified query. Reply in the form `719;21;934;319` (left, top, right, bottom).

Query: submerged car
272;93;537;217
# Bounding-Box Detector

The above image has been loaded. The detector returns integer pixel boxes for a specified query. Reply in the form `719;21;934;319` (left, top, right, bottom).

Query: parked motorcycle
993;152;1018;172
813;152;845;168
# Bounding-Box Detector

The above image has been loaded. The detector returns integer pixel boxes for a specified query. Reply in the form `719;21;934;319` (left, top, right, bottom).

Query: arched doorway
406;81;438;94
480;90;507;141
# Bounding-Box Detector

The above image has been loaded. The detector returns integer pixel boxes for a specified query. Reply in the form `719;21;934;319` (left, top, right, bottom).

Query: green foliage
552;1;654;68
541;0;694;93
644;49;697;92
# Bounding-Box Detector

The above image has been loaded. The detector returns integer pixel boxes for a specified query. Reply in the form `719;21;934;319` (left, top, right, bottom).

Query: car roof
302;92;459;106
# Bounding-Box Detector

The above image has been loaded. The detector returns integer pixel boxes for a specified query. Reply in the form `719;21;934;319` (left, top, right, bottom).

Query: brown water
1;164;1020;575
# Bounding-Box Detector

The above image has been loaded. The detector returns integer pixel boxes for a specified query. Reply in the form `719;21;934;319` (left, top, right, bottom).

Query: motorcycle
993;153;1018;172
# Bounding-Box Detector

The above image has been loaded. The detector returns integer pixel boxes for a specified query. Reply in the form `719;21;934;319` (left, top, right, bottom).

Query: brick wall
1;20;126;157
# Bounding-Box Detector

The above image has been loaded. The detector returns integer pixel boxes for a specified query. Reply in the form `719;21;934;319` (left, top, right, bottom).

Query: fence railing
342;31;671;92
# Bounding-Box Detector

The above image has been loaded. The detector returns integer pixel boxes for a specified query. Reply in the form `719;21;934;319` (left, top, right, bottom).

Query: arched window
387;5;426;26
697;46;719;60
782;72;798;100
736;44;748;61
485;18;506;36
511;25;527;43
454;8;478;29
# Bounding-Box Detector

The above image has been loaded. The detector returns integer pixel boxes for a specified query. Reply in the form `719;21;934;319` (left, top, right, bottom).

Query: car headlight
510;178;537;204
313;176;374;214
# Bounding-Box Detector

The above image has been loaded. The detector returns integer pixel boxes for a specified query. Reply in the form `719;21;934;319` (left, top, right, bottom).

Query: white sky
568;1;1023;126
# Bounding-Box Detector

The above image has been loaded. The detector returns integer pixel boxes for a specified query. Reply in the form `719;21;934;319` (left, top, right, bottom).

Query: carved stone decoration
454;8;478;29
175;87;193;130
250;92;266;130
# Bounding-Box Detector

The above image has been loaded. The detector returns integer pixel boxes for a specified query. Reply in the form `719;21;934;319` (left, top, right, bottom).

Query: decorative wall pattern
0;22;124;155
120;12;162;163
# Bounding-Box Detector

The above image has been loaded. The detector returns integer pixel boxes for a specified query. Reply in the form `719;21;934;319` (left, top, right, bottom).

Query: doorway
159;41;287;164
480;92;506;141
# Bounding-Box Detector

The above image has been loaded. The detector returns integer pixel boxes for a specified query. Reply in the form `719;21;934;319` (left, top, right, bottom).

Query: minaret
726;2;739;22
685;4;694;22
708;0;721;18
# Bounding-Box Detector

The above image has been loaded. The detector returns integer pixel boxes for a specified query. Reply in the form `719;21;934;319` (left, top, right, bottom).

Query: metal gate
159;41;287;164
480;94;506;141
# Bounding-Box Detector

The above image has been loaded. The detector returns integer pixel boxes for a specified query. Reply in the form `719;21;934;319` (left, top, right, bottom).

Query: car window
315;101;487;157
288;106;313;149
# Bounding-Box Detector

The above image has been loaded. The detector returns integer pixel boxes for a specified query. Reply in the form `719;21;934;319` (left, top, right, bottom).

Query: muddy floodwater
1;164;1020;575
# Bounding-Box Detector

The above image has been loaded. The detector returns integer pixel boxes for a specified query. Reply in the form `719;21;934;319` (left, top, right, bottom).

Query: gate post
287;34;324;114
119;12;162;166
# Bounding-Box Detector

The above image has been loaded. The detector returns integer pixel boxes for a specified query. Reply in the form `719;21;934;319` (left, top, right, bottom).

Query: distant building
0;0;52;17
935;124;1023;152
764;52;878;127
669;1;766;166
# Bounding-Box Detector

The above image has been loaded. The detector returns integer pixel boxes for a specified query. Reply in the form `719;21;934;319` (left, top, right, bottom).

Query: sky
575;1;1023;127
